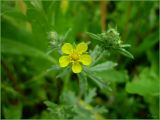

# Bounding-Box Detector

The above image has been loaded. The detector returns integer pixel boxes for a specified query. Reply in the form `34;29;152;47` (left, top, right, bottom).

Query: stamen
70;52;79;61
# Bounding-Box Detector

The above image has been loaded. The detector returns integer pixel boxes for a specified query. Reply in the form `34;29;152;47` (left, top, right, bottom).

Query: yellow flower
59;42;92;73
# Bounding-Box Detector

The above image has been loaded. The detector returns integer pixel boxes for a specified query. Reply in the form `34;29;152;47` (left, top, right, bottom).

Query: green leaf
93;106;108;114
85;70;106;89
97;69;129;83
126;68;159;96
86;32;102;41
90;45;104;66
44;101;57;109
126;79;159;96
1;38;56;63
47;65;61;72
56;67;70;79
90;61;117;72
118;48;134;59
3;103;22;119
84;88;97;104
60;91;77;105
44;101;59;117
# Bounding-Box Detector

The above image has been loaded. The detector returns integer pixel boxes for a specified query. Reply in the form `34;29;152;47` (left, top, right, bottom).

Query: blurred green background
1;0;159;119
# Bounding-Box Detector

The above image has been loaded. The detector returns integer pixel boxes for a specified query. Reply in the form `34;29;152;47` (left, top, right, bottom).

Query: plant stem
100;1;107;32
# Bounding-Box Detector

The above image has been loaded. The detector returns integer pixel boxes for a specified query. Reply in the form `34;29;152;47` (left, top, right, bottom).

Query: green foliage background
1;0;159;119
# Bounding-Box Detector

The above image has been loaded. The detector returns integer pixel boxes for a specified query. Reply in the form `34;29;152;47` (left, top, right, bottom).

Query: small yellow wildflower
59;42;92;73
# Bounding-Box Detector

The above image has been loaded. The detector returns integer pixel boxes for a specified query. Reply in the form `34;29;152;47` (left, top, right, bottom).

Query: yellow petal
59;56;70;67
80;54;92;66
62;43;73;54
76;42;88;54
72;62;82;73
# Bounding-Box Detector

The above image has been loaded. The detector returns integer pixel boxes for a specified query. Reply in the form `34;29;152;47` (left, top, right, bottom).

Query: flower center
70;52;79;61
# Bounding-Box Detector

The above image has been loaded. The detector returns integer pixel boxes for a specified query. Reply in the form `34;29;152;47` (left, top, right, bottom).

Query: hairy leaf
90;61;117;72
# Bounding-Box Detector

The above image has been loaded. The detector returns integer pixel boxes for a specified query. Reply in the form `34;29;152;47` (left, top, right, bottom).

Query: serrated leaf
90;61;117;72
85;88;97;104
60;91;77;105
